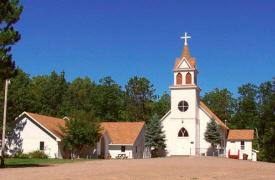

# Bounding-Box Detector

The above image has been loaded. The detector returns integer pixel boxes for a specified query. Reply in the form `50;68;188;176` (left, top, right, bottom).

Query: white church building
160;33;256;160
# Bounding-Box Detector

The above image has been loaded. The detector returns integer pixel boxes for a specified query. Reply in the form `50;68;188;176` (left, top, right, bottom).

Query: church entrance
176;139;190;155
176;127;190;155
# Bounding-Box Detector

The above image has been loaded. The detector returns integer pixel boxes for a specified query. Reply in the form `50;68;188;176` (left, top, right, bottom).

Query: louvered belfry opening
186;73;191;84
176;73;182;85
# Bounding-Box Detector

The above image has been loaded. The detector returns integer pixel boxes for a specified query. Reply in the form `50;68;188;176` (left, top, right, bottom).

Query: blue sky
12;0;275;97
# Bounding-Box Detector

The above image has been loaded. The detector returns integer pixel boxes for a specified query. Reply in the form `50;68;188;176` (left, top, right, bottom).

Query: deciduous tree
59;113;102;157
201;88;236;127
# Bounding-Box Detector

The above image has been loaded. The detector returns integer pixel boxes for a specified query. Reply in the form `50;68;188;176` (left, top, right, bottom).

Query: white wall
162;112;196;156
109;145;133;158
226;140;253;160
4;117;60;158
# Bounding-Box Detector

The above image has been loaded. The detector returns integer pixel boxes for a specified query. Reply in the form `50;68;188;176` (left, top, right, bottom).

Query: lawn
1;158;97;167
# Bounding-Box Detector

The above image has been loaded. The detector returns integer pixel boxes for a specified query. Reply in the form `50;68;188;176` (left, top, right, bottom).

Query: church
160;33;256;160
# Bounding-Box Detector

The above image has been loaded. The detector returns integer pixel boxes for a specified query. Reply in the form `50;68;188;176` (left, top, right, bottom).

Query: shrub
13;151;30;158
30;150;48;159
62;153;71;159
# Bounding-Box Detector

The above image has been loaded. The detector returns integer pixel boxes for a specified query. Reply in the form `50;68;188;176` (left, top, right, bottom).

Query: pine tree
0;0;23;81
204;117;222;156
144;114;166;157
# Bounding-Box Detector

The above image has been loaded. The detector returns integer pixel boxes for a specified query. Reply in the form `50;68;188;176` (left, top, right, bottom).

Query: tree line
201;80;275;162
0;68;171;125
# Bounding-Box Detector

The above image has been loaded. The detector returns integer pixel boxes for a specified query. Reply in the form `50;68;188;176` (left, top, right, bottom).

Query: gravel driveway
0;156;274;179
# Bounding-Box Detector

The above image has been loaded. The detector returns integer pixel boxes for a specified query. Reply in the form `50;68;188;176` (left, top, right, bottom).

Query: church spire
180;32;191;59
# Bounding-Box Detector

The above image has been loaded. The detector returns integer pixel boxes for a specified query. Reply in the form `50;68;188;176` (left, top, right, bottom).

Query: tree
144;114;166;157
204;117;222;156
257;79;275;162
232;83;259;129
40;70;68;117
125;76;157;122
0;0;23;81
153;91;171;118
60;76;95;116
201;88;236;127
90;76;125;122
59;113;102;157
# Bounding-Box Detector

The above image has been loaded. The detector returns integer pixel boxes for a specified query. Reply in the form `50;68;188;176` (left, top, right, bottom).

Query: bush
13;151;30;158
62;153;71;159
31;150;48;159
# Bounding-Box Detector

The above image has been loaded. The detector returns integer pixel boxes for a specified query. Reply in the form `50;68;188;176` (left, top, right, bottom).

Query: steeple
174;32;196;69
181;45;191;60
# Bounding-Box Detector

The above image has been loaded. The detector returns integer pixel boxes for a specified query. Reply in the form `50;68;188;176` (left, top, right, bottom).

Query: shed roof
227;130;254;140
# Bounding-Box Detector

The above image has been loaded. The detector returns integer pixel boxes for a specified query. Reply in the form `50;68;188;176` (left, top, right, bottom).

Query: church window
186;73;192;84
176;73;182;85
178;101;189;112
178;128;189;137
241;141;245;150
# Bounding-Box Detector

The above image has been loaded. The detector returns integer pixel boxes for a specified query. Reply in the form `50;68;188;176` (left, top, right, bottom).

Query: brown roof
199;101;229;130
174;45;196;68
227;130;254;140
26;112;66;140
100;122;145;144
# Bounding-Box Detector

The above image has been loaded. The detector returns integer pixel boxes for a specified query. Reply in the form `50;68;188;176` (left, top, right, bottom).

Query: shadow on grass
0;164;53;168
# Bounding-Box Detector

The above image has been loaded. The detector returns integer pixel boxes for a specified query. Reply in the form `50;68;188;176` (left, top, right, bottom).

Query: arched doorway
176;127;190;155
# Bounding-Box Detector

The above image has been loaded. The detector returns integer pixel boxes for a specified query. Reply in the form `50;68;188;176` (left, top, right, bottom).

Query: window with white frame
241;141;245;150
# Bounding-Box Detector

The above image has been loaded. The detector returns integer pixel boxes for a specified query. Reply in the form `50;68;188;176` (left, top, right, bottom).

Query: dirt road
0;156;274;179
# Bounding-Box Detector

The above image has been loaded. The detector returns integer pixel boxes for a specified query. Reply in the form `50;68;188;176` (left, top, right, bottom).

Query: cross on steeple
181;32;191;45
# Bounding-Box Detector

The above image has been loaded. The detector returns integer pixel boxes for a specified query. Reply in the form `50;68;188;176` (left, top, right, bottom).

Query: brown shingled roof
22;112;145;145
26;112;66;140
100;122;145;144
227;130;254;140
199;101;229;130
174;45;196;68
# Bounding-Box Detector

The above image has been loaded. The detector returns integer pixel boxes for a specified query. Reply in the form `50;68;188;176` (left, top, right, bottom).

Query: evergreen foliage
144;114;166;157
1;65;275;162
204;117;222;156
0;0;23;81
125;76;157;122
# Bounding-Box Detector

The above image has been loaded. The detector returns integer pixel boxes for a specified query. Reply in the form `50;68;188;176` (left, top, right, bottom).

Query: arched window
176;73;182;85
186;73;192;84
178;128;189;137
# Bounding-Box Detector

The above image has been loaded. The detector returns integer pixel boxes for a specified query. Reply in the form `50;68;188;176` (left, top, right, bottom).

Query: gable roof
25;112;66;140
199;101;229;130
14;112;145;145
227;130;254;140
100;122;145;145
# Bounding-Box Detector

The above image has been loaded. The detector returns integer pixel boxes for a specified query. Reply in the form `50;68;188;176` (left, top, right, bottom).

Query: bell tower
169;32;201;154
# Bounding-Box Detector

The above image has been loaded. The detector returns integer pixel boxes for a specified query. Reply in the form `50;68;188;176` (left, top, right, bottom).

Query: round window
178;101;189;112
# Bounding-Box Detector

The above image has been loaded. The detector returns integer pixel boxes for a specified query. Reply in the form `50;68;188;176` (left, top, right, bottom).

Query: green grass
1;158;97;168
